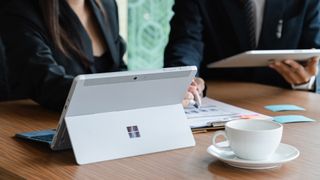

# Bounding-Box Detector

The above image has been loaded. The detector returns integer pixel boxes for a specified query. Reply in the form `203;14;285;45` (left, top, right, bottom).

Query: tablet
207;49;320;68
17;66;197;165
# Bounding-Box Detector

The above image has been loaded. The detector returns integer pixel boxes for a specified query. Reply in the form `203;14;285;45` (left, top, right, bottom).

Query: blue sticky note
265;104;305;112
273;115;315;124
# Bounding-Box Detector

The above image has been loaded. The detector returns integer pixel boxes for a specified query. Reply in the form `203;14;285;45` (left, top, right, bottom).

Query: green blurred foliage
127;0;174;70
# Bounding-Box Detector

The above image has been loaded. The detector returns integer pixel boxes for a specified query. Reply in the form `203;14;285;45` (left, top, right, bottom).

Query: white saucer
207;142;300;169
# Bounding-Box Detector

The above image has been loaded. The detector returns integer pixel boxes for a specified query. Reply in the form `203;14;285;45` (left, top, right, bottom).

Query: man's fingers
270;58;318;85
306;57;319;75
283;60;310;83
270;61;295;84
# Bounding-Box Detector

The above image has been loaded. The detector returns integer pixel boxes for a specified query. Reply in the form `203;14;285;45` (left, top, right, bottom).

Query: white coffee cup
212;120;283;160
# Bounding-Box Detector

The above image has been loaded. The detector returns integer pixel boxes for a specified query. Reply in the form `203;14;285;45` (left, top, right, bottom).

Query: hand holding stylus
182;78;205;108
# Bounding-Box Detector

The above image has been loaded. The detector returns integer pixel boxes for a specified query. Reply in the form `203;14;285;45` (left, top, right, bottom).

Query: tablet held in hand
207;49;320;68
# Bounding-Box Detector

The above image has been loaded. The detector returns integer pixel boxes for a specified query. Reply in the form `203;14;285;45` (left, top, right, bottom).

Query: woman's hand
182;77;205;107
269;57;319;85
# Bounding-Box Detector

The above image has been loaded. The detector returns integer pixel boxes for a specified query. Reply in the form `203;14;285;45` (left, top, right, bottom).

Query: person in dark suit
1;0;198;111
165;0;320;93
1;0;127;110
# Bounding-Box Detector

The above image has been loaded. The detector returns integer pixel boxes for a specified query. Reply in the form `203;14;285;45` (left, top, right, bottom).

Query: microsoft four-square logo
127;126;141;138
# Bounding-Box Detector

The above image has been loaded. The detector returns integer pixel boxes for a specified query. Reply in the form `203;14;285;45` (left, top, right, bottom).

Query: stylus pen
190;91;202;109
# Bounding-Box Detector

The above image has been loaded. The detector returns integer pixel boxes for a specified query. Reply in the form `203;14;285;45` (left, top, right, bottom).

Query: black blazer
0;38;8;101
1;0;127;110
165;0;320;92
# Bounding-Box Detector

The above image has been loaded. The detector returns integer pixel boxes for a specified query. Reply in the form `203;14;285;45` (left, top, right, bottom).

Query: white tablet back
63;66;197;164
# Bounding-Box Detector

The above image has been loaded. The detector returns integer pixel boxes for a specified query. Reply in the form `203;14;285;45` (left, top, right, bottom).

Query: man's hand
269;57;319;85
182;77;205;107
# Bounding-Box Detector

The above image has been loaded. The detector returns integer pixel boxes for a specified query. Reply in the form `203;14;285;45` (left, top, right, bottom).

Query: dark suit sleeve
164;0;204;69
2;17;73;111
299;0;320;48
118;36;128;70
114;0;127;71
0;38;9;101
299;0;320;93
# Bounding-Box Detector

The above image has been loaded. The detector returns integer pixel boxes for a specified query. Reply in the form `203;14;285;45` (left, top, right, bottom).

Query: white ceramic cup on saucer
212;120;283;161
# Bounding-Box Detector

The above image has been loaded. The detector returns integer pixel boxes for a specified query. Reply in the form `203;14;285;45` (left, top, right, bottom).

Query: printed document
184;97;271;128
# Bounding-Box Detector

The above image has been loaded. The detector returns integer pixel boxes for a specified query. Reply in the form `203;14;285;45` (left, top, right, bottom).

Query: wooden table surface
0;81;319;179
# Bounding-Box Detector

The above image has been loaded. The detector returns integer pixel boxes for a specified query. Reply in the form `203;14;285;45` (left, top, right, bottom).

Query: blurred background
117;0;174;70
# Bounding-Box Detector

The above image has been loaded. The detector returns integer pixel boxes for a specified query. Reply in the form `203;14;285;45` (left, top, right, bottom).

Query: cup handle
212;130;231;151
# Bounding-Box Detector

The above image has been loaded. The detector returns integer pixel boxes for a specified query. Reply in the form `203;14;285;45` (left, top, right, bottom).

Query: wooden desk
1;82;319;179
